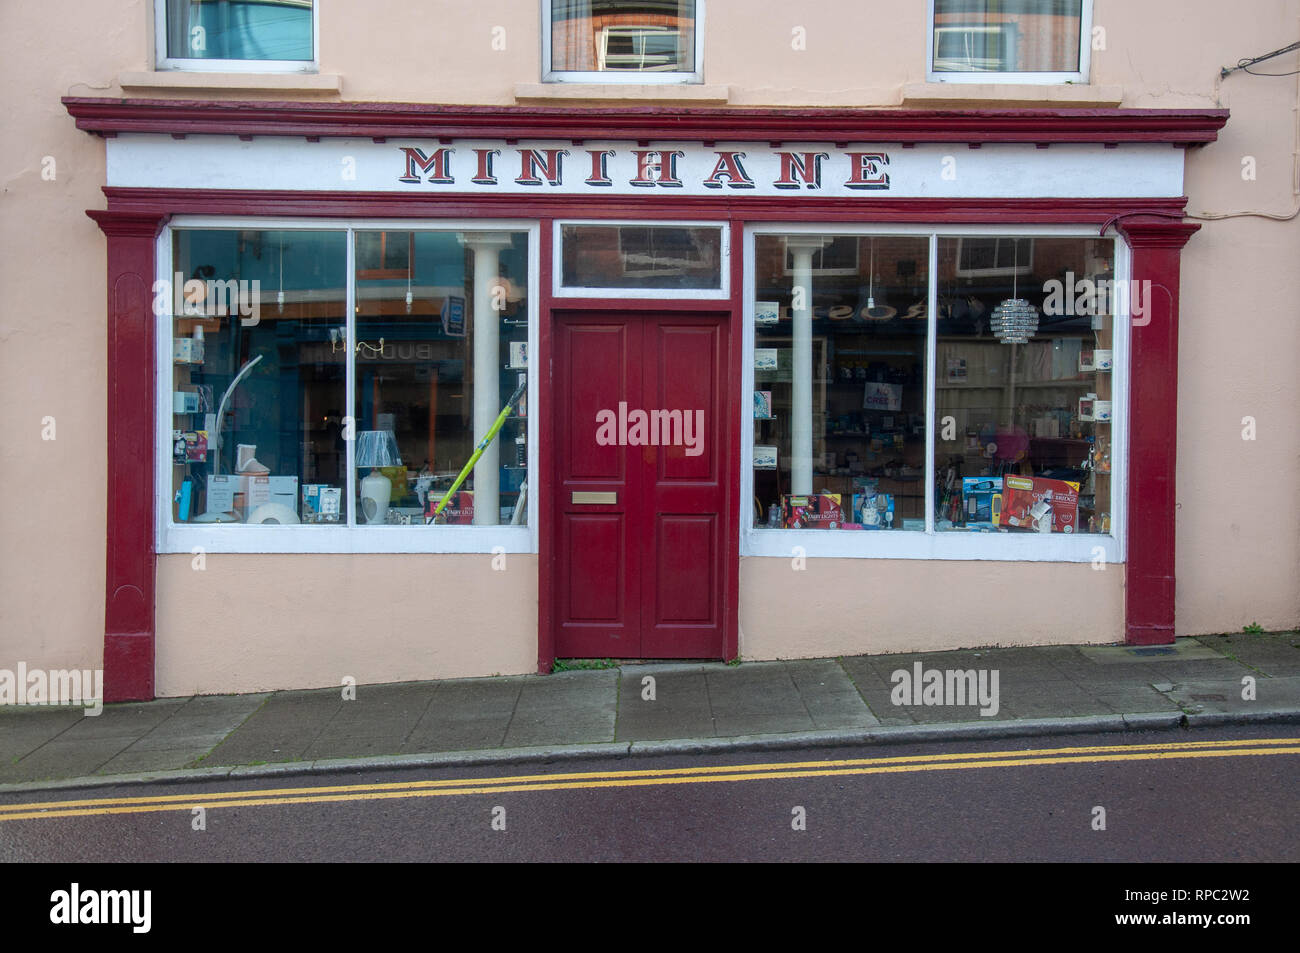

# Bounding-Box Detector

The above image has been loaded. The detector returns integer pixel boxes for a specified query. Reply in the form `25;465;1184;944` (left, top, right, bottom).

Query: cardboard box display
781;493;844;529
205;475;236;515
302;484;341;522
426;490;474;525
999;475;1080;533
961;477;1002;527
851;491;895;529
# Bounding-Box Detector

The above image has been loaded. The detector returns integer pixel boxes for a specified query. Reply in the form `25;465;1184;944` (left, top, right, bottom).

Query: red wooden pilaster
1118;216;1200;645
88;209;168;701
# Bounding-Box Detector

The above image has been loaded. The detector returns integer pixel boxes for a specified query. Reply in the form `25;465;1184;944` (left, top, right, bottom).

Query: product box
754;348;778;370
753;445;778;469
755;301;780;324
426;490;474;525
961;477;1002;528
301;484;341;523
205;475;237;515
753;390;773;419
781;493;844;529
508;341;528;369
172;430;208;463
999;475;1080;533
441;295;466;337
173;338;205;364
173;390;200;415
851;491;895;529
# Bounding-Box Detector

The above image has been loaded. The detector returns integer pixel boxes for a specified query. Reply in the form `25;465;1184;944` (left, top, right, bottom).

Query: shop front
64;98;1228;701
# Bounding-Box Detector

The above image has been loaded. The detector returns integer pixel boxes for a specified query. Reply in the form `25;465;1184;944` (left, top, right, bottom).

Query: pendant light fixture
405;240;413;314
866;237;875;309
990;239;1038;344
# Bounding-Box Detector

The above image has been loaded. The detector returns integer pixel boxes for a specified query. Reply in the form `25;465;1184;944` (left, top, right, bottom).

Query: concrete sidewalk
2;631;1298;791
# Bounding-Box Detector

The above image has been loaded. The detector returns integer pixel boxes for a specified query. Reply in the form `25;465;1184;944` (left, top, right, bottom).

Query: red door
552;311;730;659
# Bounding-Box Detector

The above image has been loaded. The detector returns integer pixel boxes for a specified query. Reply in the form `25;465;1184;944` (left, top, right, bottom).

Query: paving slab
0;708;85;763
96;746;212;775
302;682;436;760
52;699;190;741
402;677;523;752
0;738;131;783
788;659;879;729
616;666;714;741
1077;641;1228;663
1195;632;1300;677
1160;676;1300;715
199;689;340;765
505;670;618;746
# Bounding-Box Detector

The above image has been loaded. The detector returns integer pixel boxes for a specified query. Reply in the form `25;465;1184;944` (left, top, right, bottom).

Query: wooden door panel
554;310;729;660
639;315;728;657
653;514;717;626
554;317;640;657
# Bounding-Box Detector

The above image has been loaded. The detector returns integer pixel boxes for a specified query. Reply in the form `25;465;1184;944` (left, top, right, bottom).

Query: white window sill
742;528;1122;564
160;524;535;555
901;82;1123;107
121;71;342;94
514;82;730;104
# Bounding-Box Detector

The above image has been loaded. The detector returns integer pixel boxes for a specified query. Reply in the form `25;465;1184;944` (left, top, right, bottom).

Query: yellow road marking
0;737;1297;822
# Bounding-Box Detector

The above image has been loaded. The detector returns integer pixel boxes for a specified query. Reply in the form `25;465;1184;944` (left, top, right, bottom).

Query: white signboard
107;136;1184;198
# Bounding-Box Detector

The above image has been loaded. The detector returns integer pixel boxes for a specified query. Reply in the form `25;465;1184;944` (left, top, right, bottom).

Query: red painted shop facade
64;98;1228;701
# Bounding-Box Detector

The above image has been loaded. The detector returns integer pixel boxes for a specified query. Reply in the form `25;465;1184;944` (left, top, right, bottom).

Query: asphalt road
2;725;1297;863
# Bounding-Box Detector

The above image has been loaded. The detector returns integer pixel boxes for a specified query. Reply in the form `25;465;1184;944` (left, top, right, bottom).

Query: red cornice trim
87;209;170;238
63;97;1229;144
99;187;1190;224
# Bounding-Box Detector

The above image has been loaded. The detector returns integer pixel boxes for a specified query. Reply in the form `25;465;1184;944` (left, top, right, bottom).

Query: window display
752;234;931;530
750;230;1118;543
171;228;347;526
934;236;1114;534
169;227;530;529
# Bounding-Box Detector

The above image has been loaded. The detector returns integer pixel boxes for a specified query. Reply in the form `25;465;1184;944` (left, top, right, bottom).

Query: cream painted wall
155;554;538;695
739;557;1124;659
1;1;1296;697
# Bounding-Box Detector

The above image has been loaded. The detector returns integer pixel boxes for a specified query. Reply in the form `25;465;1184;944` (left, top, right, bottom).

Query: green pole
432;379;527;521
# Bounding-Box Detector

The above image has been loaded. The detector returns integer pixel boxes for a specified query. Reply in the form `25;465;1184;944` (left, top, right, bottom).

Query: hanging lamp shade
990;298;1039;344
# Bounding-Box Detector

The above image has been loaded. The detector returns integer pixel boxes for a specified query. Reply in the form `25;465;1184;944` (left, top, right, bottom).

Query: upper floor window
928;0;1092;84
545;0;702;83
156;0;316;71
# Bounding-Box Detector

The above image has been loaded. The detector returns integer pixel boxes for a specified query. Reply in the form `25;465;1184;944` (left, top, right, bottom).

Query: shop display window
158;0;315;69
748;229;1121;554
934;236;1114;536
929;0;1090;82
547;1;700;82
167;227;530;533
752;234;931;531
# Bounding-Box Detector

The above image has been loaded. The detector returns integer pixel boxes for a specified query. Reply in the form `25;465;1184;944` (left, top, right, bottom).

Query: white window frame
542;0;705;84
156;217;541;555
553;219;730;300
925;0;1093;85
740;222;1129;563
154;0;320;73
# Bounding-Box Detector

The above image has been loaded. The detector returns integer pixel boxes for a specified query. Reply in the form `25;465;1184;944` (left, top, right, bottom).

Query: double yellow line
2;737;1297;823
